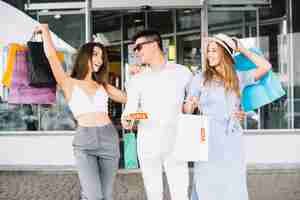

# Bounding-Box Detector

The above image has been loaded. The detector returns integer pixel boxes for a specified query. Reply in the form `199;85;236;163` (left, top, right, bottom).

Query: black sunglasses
133;40;157;52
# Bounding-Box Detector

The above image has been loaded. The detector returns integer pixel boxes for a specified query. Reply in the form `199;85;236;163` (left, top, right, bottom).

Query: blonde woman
185;34;271;200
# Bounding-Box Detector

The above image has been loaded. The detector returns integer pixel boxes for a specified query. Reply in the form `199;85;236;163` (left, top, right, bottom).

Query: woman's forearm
106;84;127;104
240;47;272;80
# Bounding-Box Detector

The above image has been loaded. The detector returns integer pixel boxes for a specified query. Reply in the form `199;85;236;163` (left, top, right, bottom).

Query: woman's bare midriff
75;112;111;127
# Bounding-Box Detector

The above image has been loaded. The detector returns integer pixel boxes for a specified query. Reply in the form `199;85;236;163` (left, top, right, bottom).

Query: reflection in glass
0;104;38;131
40;93;76;131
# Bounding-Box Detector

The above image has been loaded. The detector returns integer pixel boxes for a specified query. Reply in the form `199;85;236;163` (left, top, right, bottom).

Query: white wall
0;135;75;166
0;133;299;168
245;133;300;164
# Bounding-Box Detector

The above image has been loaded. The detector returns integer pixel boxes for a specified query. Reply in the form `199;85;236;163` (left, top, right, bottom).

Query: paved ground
0;167;300;200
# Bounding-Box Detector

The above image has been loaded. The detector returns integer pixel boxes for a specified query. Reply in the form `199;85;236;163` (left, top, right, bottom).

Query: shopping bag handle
123;117;137;134
29;32;42;42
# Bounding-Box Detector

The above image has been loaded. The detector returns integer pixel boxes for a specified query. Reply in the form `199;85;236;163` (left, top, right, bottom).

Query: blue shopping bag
234;48;286;111
123;132;138;169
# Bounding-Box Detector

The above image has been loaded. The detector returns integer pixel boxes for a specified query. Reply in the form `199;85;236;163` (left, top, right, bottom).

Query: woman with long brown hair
35;24;126;200
184;33;271;200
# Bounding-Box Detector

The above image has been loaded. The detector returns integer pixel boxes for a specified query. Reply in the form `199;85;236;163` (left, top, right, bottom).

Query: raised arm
105;84;127;104
34;24;70;88
234;39;272;81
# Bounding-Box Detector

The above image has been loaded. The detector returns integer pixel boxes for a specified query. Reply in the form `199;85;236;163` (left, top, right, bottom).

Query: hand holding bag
123;119;139;169
27;33;56;87
172;113;209;162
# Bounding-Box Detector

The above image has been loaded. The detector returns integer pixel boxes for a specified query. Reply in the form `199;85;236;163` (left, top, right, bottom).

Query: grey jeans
73;124;120;200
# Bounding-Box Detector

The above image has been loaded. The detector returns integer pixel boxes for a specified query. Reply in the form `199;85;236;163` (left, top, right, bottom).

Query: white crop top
68;85;108;117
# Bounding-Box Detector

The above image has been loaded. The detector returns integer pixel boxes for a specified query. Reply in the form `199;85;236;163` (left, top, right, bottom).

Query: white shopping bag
172;113;209;162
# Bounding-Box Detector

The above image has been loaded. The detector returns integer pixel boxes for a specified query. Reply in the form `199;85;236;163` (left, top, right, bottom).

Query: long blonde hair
203;42;240;97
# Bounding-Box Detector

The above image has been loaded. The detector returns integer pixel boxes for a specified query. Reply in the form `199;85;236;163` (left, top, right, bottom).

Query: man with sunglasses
121;29;192;200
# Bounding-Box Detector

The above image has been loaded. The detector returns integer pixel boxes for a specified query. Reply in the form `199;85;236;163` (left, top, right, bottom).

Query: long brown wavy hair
70;42;109;86
203;42;240;97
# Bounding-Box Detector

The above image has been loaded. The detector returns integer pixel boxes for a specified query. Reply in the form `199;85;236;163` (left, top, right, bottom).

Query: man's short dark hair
132;29;163;51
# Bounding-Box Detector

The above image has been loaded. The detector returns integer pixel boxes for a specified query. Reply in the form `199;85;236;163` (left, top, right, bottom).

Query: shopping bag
27;33;56;87
7;51;56;105
8;86;56;105
172;113;209;162
242;70;285;111
234;48;285;111
2;44;27;87
123;132;139;169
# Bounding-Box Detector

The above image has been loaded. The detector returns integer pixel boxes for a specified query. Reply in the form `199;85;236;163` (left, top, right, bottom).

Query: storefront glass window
177;34;201;74
0;104;38;131
293;33;300;128
39;13;85;49
256;23;289;129
0;12;84;132
1;1;298;132
177;9;201;31
92;11;121;43
208;11;255;37
124;13;145;41
148;11;173;35
207;9;291;130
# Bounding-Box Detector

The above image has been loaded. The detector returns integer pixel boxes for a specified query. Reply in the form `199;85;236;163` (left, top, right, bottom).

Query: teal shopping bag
234;48;286;111
123;132;138;169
